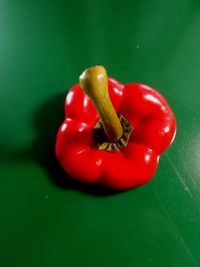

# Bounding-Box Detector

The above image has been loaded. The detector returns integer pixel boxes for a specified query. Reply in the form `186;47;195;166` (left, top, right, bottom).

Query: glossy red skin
55;78;176;190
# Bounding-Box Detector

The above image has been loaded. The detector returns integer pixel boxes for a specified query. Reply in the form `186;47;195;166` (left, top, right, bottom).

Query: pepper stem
79;66;123;142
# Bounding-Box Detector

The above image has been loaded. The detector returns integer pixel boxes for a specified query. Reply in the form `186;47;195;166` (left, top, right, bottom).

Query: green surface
1;0;200;266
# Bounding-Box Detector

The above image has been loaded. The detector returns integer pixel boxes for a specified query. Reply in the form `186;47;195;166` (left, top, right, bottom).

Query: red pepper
55;66;176;190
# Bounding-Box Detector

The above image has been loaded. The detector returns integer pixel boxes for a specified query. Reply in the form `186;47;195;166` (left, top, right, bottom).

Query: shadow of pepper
30;92;118;196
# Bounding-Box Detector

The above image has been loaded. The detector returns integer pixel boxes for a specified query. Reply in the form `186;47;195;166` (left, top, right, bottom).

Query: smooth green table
1;0;200;266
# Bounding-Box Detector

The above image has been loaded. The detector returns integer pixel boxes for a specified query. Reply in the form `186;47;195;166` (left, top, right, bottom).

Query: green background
1;0;200;266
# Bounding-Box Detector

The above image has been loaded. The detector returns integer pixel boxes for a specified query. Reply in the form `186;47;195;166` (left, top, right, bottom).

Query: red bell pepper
55;66;176;190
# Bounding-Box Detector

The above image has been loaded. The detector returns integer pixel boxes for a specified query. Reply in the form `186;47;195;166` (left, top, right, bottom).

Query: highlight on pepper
55;66;176;190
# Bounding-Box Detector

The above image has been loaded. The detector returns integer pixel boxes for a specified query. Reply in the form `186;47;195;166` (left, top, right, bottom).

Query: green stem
79;66;123;142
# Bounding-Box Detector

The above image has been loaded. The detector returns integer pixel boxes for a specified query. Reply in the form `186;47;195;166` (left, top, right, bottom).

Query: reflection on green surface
1;0;200;266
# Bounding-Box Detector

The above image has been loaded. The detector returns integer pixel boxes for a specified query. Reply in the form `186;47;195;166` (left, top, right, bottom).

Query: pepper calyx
93;115;133;152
